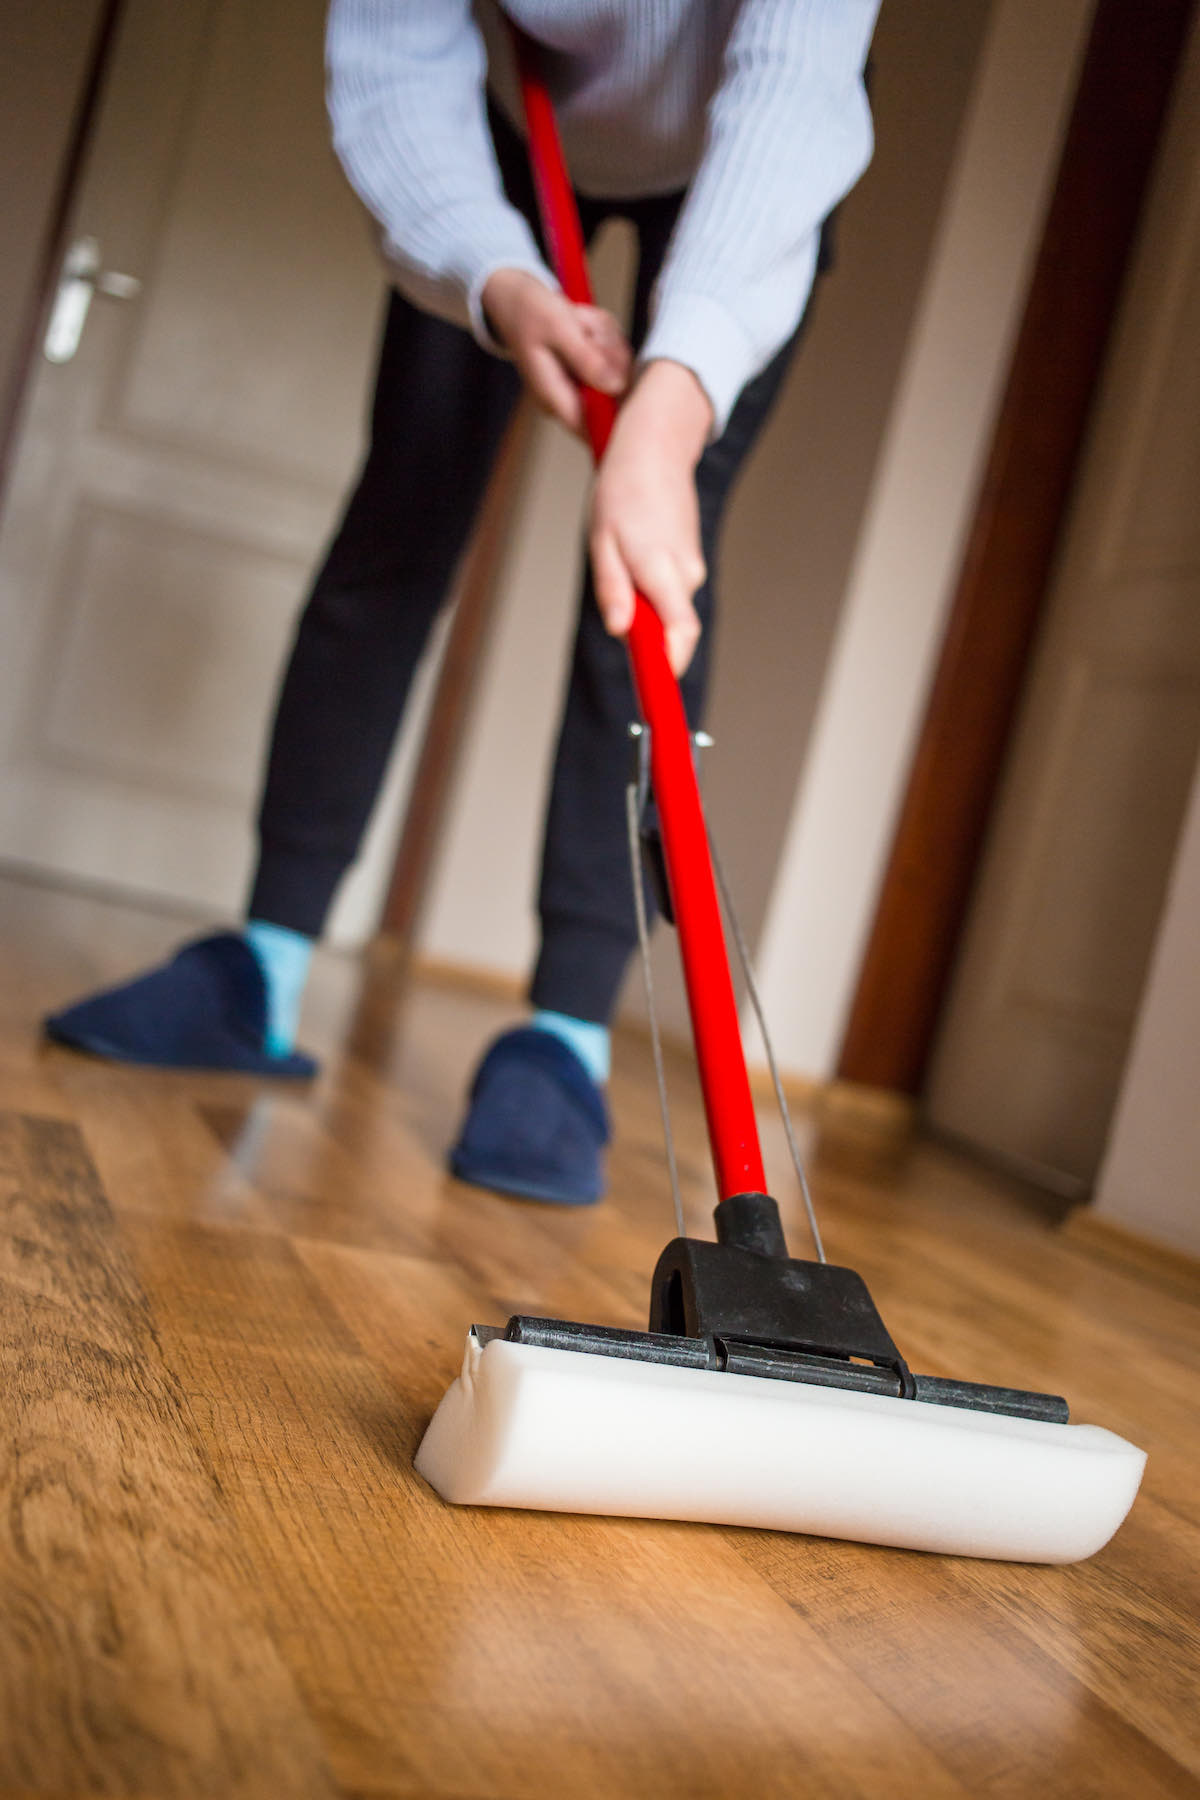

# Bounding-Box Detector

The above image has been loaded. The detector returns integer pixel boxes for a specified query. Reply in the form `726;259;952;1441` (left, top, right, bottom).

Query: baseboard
400;959;913;1157
816;1078;918;1151
614;1012;827;1109
1061;1208;1200;1293
408;953;526;1003
746;1062;822;1109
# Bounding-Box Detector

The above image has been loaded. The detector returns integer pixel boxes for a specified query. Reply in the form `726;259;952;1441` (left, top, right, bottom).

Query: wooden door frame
836;0;1198;1099
0;0;125;513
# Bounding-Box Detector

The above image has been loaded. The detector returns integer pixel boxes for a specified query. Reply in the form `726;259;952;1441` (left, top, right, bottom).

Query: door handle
43;235;142;364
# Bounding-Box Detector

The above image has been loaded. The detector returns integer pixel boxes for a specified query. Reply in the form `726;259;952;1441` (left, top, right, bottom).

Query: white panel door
926;16;1200;1191
0;0;389;922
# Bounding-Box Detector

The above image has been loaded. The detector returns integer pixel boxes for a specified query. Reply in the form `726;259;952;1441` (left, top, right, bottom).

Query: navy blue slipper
449;1026;610;1206
43;932;318;1077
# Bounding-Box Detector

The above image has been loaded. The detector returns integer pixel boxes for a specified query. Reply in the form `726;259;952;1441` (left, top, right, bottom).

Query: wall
1091;759;1200;1257
750;0;1095;1079
700;0;993;953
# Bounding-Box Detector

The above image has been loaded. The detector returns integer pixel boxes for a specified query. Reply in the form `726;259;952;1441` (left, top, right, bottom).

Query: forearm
589;360;714;676
618;361;714;473
643;0;880;433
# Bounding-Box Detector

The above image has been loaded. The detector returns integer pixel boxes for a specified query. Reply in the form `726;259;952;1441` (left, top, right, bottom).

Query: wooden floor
2;871;1199;1800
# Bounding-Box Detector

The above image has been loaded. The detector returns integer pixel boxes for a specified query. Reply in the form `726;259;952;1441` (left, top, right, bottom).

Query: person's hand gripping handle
495;39;714;678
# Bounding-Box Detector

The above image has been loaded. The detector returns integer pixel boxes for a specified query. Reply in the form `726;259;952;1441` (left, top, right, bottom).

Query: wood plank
2;872;1199;1797
0;1112;335;1799
118;1216;970;1800
732;1528;1200;1800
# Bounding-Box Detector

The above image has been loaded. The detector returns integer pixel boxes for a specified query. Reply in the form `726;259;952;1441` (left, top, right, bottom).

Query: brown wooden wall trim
0;0;124;514
379;401;534;941
836;0;1197;1097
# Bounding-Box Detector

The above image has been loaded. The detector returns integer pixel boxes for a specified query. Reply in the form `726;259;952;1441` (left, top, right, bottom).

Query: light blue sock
243;919;314;1057
531;1009;611;1084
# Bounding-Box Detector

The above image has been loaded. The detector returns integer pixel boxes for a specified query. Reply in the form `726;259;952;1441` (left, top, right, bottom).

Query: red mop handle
513;37;767;1204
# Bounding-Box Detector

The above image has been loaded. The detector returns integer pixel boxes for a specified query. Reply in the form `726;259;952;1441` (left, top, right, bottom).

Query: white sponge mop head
415;1334;1146;1564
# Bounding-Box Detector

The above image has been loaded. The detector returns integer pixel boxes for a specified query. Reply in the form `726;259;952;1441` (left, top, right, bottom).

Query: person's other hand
481;268;631;436
589;360;714;675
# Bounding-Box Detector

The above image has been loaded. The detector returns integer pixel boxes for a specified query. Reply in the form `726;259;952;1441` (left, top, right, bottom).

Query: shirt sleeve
640;0;880;435
325;0;556;347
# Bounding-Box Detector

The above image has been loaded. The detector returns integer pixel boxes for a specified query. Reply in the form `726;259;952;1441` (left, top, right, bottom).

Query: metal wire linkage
706;827;827;1264
624;773;686;1240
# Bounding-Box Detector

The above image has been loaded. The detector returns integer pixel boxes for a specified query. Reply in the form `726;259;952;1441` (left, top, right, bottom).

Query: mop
415;38;1146;1562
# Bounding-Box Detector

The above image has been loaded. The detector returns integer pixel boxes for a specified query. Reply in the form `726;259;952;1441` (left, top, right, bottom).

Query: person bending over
45;0;880;1205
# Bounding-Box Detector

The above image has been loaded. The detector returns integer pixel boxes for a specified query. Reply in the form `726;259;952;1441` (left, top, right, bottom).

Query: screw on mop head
415;35;1146;1563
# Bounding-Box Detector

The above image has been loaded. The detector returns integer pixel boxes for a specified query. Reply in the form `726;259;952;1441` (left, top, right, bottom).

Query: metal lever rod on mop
514;36;768;1206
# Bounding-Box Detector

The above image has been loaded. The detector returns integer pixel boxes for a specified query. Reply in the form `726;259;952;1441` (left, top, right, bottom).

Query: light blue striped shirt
327;0;879;431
